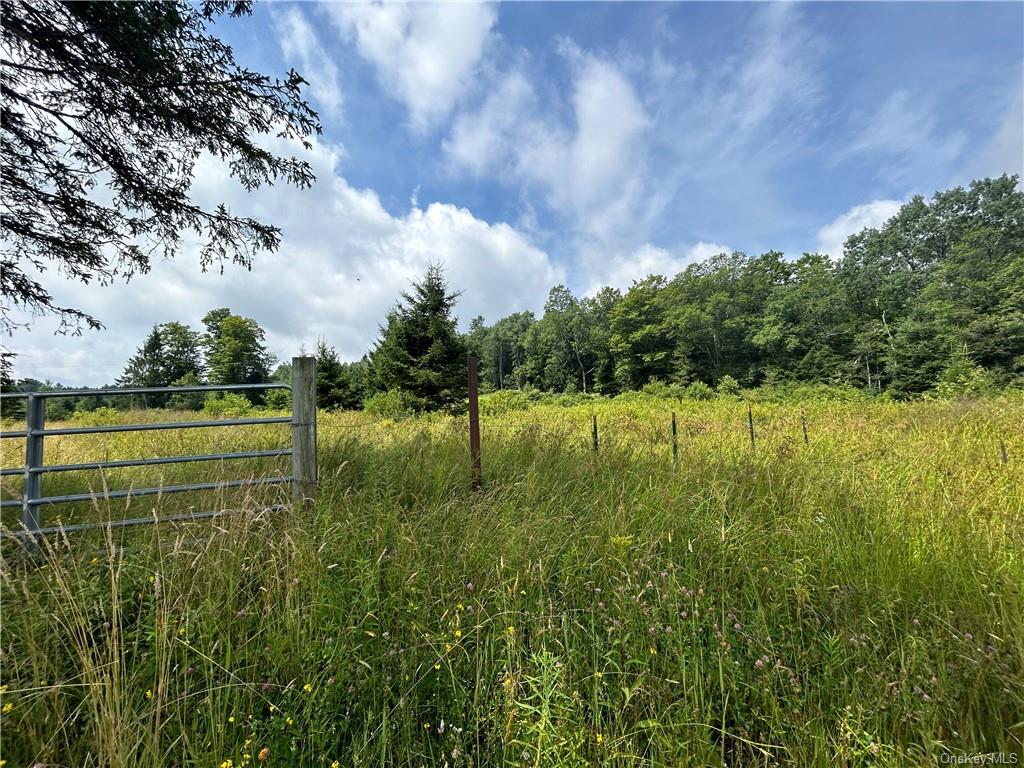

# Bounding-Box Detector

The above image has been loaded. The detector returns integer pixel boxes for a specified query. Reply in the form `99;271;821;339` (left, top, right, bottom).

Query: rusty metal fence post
468;356;482;491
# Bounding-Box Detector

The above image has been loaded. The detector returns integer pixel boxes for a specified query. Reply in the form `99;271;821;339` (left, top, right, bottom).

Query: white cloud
274;7;343;118
444;3;825;285
837;90;967;185
816;199;903;259
326;1;496;131
591;241;729;294
6;137;562;385
445;51;651;269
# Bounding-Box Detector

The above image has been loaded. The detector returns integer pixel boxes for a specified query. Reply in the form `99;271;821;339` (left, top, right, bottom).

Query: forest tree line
4;175;1022;416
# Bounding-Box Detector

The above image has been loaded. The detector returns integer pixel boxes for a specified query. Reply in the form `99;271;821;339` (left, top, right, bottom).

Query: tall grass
1;396;1021;766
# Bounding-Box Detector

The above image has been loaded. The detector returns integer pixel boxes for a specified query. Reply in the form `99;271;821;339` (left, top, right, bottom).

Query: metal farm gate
0;356;316;538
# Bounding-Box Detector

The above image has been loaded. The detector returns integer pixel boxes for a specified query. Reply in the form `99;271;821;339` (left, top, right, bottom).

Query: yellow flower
434;663;441;670
148;575;155;584
228;715;235;723
220;761;233;768
145;689;153;700
243;755;251;761
596;732;604;744
445;643;453;653
90;557;98;565
423;722;431;730
302;683;313;693
2;702;13;714
285;716;294;726
649;647;657;656
595;671;603;678
456;602;464;611
454;629;462;639
178;626;186;636
331;762;340;768
507;626;516;636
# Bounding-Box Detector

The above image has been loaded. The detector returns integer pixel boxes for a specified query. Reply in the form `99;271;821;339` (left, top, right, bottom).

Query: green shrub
363;389;423;419
934;351;998;399
683;381;715;400
69;406;121;426
479;390;530;416
642;381;686;399
165;373;206;411
263;388;293;411
202;392;252;418
715;375;742;399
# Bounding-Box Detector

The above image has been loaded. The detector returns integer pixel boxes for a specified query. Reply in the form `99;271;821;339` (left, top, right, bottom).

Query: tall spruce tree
370;265;467;411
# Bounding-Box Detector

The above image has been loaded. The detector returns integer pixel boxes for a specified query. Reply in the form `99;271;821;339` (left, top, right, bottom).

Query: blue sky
12;1;1024;384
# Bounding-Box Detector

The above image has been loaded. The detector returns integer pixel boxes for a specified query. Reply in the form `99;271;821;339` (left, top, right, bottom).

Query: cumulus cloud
816;199;903;259
445;51;651;271
444;3;824;287
325;1;496;131
274;7;344;118
7;137;562;385
591;241;729;294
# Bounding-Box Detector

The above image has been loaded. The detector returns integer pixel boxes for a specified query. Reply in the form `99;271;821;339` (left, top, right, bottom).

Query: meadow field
1;393;1022;767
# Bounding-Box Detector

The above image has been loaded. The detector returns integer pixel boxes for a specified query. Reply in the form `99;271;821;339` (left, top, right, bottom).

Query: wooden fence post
468;356;482;491
671;411;678;465
592;414;599;453
291;356;317;507
747;404;755;450
801;409;809;445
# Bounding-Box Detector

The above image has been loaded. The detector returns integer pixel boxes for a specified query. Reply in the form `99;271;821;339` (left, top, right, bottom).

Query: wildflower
90;557;98;565
331;762;341;768
145;690;153;700
424;722;432;730
302;683;313;693
456;602;464;611
243;755;251;762
445;643;453;653
434;663;441;670
258;747;270;761
733;622;742;631
596;732;604;744
2;702;13;714
220;761;232;768
178;626;186;636
228;715;235;723
649;647;657;656
507;626;516;636
454;629;462;639
285;716;294;726
149;575;155;584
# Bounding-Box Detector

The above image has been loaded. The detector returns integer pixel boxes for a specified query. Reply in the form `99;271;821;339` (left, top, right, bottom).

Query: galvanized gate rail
0;357;317;537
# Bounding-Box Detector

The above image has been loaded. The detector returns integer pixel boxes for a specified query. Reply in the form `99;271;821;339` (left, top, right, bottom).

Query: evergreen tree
369;266;467;411
202;308;274;397
315;339;361;410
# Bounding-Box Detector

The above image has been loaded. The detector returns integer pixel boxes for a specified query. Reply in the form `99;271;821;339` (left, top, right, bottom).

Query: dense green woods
468;176;1023;400
5;175;1022;412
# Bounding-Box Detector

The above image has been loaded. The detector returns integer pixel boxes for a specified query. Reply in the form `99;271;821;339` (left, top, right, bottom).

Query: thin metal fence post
592;414;599;453
291;356;317;507
468;356;482;491
747;404;755;450
22;394;44;533
671;411;678;465
801;409;809;445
